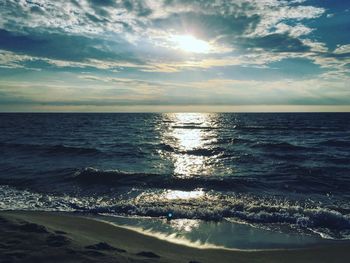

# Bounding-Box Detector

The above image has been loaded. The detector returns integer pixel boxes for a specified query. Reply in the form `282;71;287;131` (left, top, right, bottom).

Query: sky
0;0;350;112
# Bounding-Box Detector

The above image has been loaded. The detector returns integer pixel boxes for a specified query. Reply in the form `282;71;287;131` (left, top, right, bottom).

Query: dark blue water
0;113;349;239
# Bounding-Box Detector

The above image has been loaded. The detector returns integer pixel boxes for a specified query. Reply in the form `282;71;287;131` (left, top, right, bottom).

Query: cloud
0;0;349;111
0;0;330;74
0;0;326;49
88;0;116;7
1;73;350;110
274;23;313;37
334;44;350;55
151;11;260;40
238;33;310;53
0;28;142;64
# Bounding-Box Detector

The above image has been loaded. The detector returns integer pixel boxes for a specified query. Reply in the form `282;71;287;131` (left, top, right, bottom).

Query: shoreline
1;210;350;262
91;213;337;250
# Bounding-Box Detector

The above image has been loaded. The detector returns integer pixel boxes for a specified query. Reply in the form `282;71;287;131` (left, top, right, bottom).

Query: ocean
0;113;349;246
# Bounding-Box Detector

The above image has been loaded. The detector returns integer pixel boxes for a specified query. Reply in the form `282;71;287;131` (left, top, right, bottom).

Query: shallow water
94;214;336;250
0;113;349;240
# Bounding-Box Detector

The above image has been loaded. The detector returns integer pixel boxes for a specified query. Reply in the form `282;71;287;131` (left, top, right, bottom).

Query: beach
1;211;349;263
1;0;350;260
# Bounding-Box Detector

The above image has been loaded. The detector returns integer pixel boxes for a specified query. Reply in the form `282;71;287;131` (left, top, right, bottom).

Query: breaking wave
0;185;349;239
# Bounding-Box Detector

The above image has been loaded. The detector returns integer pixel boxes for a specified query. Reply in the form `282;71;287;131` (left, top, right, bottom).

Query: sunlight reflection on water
163;189;205;200
161;113;219;177
169;219;200;232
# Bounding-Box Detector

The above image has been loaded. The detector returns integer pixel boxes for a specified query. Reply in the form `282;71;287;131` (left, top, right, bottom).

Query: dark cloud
88;0;116;7
162;0;258;19
0;92;36;105
121;0;153;17
152;11;260;40
241;34;310;53
0;0;325;56
329;52;350;58
87;0;152;17
123;0;133;11
85;13;109;24
152;10;310;54
86;0;115;18
70;0;81;7
25;0;45;8
136;7;152;17
29;5;45;15
0;29;140;63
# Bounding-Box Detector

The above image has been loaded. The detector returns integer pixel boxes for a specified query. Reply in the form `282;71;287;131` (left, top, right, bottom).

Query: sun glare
172;35;211;53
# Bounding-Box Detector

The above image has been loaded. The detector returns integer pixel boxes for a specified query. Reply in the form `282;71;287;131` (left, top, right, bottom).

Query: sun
171;35;211;53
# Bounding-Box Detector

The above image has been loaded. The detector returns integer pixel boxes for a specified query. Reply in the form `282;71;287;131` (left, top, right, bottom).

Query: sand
0;211;349;263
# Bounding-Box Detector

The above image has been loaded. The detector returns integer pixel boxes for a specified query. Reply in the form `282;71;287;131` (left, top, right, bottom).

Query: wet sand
0;211;349;263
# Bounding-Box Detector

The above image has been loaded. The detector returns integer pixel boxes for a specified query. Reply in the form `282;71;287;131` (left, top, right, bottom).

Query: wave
252;142;311;152
318;139;350;148
265;153;307;162
46;144;100;155
70;167;350;194
171;125;218;130
0;142;100;155
72;167;158;184
61;199;350;239
180;147;225;157
157;143;225;156
158;143;176;152
1;185;349;239
2;164;349;196
71;167;261;191
236;125;343;132
216;138;253;145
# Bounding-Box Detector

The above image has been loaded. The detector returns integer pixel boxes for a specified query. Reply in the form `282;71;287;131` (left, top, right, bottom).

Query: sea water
1;113;349;246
